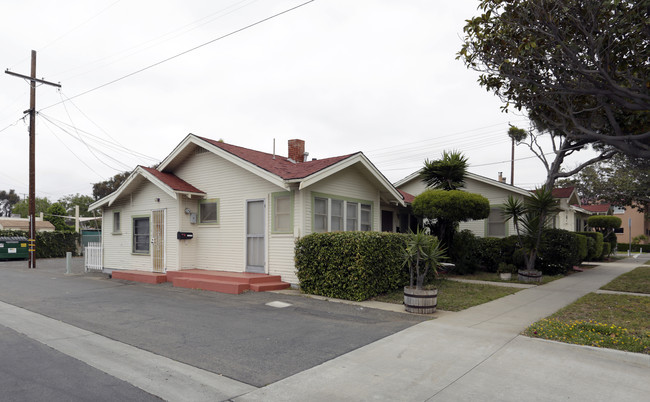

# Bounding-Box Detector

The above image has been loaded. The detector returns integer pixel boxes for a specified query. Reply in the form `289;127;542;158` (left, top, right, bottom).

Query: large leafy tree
92;171;130;200
45;203;73;232
0;189;20;217
557;154;650;212
459;0;650;158
11;197;52;219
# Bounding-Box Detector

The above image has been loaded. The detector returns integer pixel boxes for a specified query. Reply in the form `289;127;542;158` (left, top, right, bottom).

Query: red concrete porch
111;269;290;294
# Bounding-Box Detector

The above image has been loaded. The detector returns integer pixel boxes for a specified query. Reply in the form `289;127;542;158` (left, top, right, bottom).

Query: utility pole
5;50;61;268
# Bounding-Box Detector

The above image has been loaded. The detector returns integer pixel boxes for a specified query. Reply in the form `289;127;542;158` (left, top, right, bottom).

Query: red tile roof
582;204;611;213
198;136;357;180
141;166;205;194
398;189;415;204
552;187;575;198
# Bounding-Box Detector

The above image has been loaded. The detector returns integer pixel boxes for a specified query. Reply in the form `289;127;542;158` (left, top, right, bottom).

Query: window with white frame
487;208;506;237
132;216;150;254
113;211;121;233
313;195;372;232
199;199;219;224
273;192;292;233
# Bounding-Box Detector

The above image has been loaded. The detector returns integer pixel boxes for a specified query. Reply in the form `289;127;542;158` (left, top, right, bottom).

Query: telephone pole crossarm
5;69;61;88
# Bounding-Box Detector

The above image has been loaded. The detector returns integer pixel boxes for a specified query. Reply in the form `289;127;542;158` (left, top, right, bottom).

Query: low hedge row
0;230;79;258
617;243;649;253
295;232;409;301
577;231;605;260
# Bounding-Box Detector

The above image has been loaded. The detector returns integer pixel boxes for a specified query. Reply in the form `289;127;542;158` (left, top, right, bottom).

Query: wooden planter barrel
518;269;542;283
404;286;437;314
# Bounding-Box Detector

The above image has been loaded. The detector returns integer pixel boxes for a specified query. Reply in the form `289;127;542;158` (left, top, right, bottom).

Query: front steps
111;269;290;295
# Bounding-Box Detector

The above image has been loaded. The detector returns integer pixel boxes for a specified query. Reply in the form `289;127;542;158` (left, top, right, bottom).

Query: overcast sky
1;0;596;202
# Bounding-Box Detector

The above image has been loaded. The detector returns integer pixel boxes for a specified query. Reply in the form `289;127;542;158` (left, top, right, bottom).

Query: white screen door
246;200;265;273
152;209;166;273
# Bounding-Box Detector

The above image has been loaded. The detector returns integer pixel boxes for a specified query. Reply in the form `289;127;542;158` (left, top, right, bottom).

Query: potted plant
403;229;446;314
497;262;517;280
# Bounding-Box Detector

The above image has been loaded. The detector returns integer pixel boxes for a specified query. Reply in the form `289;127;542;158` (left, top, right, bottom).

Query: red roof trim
140;166;205;194
197;136;357;180
552;187;575;198
582;204;611;213
398;189;415;204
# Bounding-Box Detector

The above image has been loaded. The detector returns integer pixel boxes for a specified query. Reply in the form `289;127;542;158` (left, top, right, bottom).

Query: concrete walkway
236;257;650;401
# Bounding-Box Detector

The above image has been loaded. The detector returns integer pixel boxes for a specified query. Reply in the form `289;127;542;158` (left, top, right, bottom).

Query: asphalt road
0;324;161;402
0;258;425;389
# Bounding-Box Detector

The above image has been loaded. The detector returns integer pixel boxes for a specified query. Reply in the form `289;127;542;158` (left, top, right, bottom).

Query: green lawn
372;278;520;312
601;266;650;294
524;293;650;354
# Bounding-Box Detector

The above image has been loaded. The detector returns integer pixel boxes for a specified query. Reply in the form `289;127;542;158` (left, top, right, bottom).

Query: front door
246;200;265;273
152;209;166;273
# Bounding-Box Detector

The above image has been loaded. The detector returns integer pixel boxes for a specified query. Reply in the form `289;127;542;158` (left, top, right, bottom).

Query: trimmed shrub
617;243;648;253
578;231;604;261
601;242;611;259
295;232;409;301
476;237;503;272
576;234;588;263
500;235;522;266
449;229;481;274
537;228;581;275
0;229;79;258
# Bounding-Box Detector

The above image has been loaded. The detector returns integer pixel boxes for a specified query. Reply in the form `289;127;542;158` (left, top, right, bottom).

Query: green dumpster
0;237;29;260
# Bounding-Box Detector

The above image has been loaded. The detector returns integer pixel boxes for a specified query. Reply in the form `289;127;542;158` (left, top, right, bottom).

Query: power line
39;0;316;112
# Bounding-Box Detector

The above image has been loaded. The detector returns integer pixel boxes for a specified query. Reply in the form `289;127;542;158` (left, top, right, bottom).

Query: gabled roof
198;137;356;180
552;187;575;198
89;165;205;210
394;170;532;197
158;134;405;205
398;189;415;204
582;204;612;213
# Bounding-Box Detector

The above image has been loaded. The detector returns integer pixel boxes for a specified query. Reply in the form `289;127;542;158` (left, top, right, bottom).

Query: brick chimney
288;139;306;163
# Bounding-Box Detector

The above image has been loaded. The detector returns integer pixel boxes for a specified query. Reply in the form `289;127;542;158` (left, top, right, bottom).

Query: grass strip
601;266;650;294
524;293;650;354
372;278;520;312
443;271;565;285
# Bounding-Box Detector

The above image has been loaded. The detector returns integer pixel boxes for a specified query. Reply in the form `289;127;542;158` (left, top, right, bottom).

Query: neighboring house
612;205;650;245
582;204;613;216
0;216;55;232
551;187;592;232
89;135;404;284
391;171;531;238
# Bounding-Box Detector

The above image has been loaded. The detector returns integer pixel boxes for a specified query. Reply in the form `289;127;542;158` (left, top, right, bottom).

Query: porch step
110;269;291;294
112;270;167;284
250;281;291;292
171;277;249;295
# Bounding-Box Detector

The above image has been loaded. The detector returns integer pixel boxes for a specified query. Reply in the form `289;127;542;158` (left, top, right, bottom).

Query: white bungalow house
387;171;531;238
89;134;404;285
551;187;592;232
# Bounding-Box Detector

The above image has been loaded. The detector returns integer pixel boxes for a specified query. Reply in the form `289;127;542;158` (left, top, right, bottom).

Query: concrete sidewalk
236;257;650;401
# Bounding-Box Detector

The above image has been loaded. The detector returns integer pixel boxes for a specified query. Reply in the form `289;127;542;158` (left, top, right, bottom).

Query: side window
346;202;358;231
199;199;219;224
487;208;506;237
360;204;372;231
113;211;121;233
330;199;343;231
273;193;292;233
132;217;150;254
314;197;328;233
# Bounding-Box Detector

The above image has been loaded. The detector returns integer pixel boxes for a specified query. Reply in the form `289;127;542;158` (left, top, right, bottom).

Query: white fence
84;242;102;272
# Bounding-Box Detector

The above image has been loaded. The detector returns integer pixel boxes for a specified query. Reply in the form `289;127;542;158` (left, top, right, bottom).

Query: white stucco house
551;187;592;232
89;134;404;285
390;171;532;238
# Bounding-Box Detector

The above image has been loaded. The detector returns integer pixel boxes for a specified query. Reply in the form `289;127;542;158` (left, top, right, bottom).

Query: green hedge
537;229;581;275
578;231;604;260
617;243;649;253
0;230;79;258
449;229;481;274
295;232;409;301
576;234;588;262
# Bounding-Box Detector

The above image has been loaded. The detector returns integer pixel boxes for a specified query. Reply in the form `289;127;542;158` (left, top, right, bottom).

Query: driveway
0;258;425;388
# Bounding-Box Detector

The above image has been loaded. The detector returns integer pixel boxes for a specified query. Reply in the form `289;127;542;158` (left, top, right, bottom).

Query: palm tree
420;151;468;190
502;187;559;273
